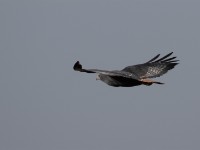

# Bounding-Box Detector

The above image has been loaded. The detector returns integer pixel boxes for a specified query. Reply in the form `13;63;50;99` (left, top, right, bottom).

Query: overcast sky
1;1;200;150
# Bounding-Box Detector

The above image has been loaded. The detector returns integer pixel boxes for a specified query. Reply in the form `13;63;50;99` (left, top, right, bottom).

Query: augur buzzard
73;52;179;87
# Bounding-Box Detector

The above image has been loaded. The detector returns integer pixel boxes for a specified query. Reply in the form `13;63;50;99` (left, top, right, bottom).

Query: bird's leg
140;79;164;85
140;79;153;86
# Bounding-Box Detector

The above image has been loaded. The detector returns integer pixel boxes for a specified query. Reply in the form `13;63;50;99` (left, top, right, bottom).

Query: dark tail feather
153;81;164;85
142;80;164;86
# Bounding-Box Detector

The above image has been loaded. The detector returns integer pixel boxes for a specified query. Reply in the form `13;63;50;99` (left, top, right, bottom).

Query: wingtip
73;61;82;71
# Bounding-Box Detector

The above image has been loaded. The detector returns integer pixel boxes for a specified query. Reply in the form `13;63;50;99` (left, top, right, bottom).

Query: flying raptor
73;52;179;87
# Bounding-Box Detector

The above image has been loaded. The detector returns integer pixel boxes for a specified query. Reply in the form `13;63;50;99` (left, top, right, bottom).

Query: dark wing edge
146;52;179;63
73;61;135;78
122;52;179;79
142;52;179;78
73;61;95;73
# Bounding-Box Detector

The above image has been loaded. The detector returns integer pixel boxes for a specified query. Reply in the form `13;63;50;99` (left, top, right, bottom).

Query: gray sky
0;1;200;150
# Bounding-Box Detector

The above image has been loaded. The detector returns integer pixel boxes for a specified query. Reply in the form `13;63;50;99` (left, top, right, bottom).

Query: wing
122;52;179;79
73;61;138;79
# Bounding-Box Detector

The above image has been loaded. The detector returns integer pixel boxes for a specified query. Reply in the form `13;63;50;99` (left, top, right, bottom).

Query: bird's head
96;74;100;80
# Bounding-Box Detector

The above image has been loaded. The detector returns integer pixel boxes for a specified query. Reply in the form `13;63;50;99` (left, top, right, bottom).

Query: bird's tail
152;81;164;85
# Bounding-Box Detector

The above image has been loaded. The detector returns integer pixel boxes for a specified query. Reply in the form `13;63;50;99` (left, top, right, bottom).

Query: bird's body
96;74;142;87
73;52;179;87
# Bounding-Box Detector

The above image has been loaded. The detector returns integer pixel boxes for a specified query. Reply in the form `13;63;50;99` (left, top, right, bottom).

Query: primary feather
122;52;179;79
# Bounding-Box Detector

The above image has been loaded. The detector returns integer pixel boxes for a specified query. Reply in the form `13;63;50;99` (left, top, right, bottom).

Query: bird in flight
73;52;179;87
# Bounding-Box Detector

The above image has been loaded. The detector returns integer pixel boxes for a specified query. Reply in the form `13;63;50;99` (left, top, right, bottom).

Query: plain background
0;1;200;150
